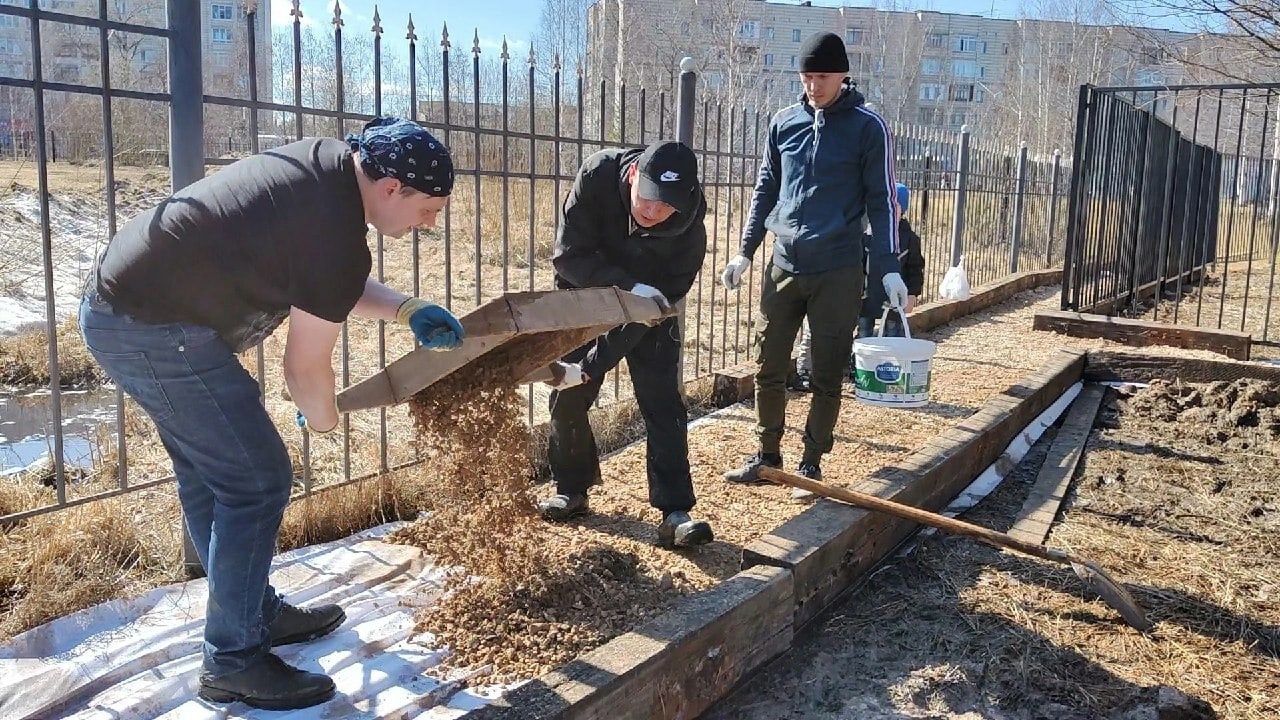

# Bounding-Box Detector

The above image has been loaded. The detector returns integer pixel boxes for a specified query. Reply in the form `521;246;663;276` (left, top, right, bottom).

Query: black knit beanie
799;32;849;73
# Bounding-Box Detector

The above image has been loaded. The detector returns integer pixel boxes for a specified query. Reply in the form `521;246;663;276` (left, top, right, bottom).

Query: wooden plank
742;348;1086;629
1008;384;1106;545
909;268;1061;334
466;565;793;720
1084;349;1280;384
1034;309;1251;360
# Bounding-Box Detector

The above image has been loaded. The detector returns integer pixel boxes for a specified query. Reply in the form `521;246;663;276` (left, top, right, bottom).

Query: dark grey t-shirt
96;138;372;352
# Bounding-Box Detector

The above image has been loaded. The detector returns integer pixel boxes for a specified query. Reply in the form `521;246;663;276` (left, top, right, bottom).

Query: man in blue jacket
721;31;907;485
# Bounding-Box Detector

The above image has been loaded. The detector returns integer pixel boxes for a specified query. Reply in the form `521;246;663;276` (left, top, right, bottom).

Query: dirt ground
706;378;1280;720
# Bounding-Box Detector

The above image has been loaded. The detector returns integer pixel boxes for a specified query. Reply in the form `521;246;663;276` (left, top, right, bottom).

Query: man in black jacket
537;140;713;549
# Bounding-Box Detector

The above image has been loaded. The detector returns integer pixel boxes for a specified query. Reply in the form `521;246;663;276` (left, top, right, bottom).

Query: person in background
720;31;906;487
80;117;464;710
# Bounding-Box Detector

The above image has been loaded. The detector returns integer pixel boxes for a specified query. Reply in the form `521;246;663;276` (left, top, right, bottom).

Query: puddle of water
0;387;119;475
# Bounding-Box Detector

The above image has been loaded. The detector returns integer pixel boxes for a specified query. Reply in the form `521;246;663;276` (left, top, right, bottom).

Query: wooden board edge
464;565;793;720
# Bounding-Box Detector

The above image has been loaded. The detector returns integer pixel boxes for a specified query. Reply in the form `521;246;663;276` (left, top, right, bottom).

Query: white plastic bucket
852;306;936;408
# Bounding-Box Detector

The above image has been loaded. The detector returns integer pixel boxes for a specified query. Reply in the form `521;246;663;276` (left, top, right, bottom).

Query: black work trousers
547;317;694;513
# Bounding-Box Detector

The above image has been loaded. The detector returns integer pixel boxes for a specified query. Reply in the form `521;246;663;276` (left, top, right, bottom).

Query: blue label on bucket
874;361;902;383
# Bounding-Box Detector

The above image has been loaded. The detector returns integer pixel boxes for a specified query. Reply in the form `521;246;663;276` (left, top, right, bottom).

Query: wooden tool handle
758;467;1073;566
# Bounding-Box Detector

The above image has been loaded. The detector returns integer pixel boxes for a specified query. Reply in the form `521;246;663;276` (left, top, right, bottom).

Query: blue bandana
346;116;454;197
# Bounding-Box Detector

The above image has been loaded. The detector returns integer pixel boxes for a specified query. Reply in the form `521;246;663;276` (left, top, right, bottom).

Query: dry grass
0;315;104;387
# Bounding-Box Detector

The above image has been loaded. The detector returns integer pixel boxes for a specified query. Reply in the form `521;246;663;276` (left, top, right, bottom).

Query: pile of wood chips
389;357;700;683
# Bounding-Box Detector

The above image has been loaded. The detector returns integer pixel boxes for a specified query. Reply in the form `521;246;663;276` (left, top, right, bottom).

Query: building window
956;36;984;53
921;58;942;76
792;28;802;42
949;84;974;101
211;27;232;44
950;111;965;126
764;53;774;67
0;15;17;28
926;32;944;48
737;20;759;39
139;48;158;63
1002;42;1010;55
918;107;941;124
0;38;19;55
919;83;943;101
790;79;802;93
790;55;797;68
706;71;724;90
952;59;979;78
211;3;233;21
765;26;774;40
845;28;863;46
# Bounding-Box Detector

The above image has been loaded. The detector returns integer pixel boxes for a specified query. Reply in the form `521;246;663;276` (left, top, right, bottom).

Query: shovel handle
758;467;1074;566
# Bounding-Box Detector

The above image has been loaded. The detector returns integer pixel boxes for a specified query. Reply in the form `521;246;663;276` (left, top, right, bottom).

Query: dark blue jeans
78;292;288;677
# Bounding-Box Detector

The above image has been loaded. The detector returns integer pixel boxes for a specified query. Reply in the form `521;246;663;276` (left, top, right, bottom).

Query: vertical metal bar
501;39;510;292
709;103;723;370
615;79;626;399
442;26;453;310
1217;90;1248;329
333;4;350;485
1173;92;1205;325
472;32;482;307
1239;89;1272;333
1196;89;1225;326
527;49;536;425
1009;141;1028;273
734;105;747;364
674;58;697;387
373;12;388;473
722;105;735;370
292;2;303;138
1152;92;1181;321
746;109;762;339
1045;149;1061;267
1123;103;1154;312
27;0;63;502
950;124;971;268
1063;85;1093;311
408;18;420;300
167;0;204;575
639;87;647;143
552;53;563;296
94;0;128;486
577;68;585;169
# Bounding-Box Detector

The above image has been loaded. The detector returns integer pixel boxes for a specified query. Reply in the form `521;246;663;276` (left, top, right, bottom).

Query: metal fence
1063;82;1279;339
1;2;1067;536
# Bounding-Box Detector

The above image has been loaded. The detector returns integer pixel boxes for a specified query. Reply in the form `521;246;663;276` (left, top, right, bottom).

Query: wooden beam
742;348;1087;629
466;565;793;720
1084;349;1280;384
909;268;1062;334
1009;384;1106;546
1034;309;1251;360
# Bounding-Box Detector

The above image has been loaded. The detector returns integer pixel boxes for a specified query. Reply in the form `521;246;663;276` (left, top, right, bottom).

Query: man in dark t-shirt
79;117;464;711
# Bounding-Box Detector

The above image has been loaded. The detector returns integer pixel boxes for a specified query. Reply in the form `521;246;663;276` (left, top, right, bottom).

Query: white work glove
882;272;909;310
720;255;751;290
630;283;670;311
545;361;589;390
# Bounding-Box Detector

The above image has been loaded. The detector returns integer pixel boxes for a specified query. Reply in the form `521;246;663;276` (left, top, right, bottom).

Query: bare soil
707;378;1280;720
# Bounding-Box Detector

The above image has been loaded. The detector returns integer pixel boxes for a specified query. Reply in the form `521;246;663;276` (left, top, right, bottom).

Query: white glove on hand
720;255;751;290
630;283;670;311
545;361;589;390
882;272;909;309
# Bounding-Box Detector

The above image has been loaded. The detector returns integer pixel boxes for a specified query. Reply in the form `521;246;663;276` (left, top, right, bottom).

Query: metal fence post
1046;148;1062;267
675;57;696;388
1009;141;1029;273
950;124;971;267
167;0;205;578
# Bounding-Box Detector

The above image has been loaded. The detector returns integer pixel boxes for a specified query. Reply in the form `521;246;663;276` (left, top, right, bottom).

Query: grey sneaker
723;452;783;485
792;461;822;501
657;511;714;548
537;493;589;521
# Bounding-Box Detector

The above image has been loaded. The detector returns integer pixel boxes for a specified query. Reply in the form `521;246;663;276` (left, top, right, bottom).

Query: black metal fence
1063;83;1279;338
0;2;1066;535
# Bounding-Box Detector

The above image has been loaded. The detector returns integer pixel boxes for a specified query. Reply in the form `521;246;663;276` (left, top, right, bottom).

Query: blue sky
268;0;1199;50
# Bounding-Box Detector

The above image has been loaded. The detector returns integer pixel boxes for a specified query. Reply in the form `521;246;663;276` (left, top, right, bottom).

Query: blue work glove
295;407;338;434
396;298;465;351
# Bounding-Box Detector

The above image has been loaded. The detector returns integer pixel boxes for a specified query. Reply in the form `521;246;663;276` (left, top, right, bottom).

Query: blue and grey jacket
740;84;900;278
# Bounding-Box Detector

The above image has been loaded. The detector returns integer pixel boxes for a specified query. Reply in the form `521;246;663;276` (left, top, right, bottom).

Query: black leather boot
198;653;336;710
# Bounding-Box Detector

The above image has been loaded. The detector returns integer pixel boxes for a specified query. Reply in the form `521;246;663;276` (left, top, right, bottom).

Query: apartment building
0;0;272;138
586;0;1243;145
